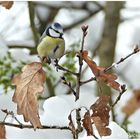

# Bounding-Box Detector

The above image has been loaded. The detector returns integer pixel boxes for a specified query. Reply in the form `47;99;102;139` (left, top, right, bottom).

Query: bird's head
46;22;64;38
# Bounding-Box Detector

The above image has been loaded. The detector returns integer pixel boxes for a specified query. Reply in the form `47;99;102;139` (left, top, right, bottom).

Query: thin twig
1;109;70;130
61;76;76;96
111;85;127;107
55;60;78;76
81;45;140;85
64;8;102;32
0;121;70;130
80;77;96;86
33;1;103;13
1;109;23;126
104;45;140;72
75;25;88;100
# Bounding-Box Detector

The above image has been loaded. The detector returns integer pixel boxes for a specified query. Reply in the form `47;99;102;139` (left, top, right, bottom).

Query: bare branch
104;45;140;72
81;45;140;85
80;77;96;86
55;60;78;76
64;8;102;32
75;25;88;101
8;45;37;55
0;121;70;130
28;1;40;46
33;1;103;12
111;85;127;107
61;76;76;96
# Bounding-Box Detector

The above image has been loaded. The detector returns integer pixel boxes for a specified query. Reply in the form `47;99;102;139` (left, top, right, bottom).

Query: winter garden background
0;1;140;139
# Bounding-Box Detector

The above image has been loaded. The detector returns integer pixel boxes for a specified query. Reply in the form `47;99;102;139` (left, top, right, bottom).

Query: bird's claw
42;57;51;64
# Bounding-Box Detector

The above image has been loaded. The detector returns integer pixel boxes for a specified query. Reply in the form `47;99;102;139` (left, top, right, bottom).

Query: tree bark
97;1;124;121
98;2;124;96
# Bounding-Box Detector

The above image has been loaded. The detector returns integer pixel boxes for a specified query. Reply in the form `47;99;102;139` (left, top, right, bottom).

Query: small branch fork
0;109;70;130
80;45;140;85
55;25;88;101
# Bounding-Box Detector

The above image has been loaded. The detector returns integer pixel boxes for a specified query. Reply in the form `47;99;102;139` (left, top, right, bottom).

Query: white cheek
49;29;60;38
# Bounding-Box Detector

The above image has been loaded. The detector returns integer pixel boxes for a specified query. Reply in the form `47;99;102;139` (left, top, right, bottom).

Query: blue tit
37;22;65;64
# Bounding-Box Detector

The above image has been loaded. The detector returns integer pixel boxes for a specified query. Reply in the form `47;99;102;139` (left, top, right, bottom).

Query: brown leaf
81;51;121;91
92;116;111;137
0;1;13;9
68;113;76;137
0;124;6;139
122;89;140;116
82;111;94;136
12;62;46;129
90;95;111;137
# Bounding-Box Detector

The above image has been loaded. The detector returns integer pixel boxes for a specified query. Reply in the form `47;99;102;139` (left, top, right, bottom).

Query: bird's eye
54;23;61;29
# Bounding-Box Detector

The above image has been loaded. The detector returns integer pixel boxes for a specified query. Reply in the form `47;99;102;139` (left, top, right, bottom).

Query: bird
37;22;65;64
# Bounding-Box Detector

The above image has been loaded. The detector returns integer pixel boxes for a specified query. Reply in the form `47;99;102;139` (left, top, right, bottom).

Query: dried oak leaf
12;62;46;129
122;89;140;116
0;124;6;139
90;95;111;137
82;111;94;136
81;51;121;91
0;1;13;9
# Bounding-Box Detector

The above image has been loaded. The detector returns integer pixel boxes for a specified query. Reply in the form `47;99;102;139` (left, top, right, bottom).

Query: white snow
0;1;140;139
102;122;128;139
128;109;140;133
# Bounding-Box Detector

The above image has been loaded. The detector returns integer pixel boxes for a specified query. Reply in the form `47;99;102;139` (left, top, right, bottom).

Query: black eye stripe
50;27;60;34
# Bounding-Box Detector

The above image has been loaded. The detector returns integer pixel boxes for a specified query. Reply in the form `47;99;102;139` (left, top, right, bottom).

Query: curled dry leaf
12;62;46;129
0;1;13;9
122;89;140;116
82;111;94;136
68;113;76;138
81;51;121;91
0;124;6;139
90;95;111;137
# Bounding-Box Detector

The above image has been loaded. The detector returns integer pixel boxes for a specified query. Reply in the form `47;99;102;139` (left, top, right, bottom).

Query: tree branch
81;45;140;85
33;1;103;12
75;25;88;101
111;85;127;107
28;1;40;46
61;76;76;96
64;8;103;32
104;45;140;72
55;60;78;76
8;45;37;55
0;121;70;130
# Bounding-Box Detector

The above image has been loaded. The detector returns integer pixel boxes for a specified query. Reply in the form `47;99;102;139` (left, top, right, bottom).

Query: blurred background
0;1;140;138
